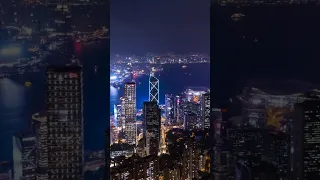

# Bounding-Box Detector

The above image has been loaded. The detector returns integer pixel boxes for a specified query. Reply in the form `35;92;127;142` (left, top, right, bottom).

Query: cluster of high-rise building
211;83;320;180
11;66;84;180
111;53;210;64
109;73;211;179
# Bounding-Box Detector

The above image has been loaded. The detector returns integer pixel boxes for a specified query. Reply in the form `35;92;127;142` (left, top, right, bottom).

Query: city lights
0;46;21;56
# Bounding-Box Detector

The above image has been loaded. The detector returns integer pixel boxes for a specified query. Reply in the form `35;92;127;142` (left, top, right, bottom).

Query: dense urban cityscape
108;69;211;179
211;0;320;179
0;0;109;179
2;0;320;179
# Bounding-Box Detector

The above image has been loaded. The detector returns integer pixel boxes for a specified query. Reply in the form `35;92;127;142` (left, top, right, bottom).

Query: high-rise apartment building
123;82;137;145
292;100;320;180
181;137;202;179
201;92;210;131
45;66;84;180
12;133;37;180
110;155;159;180
143;101;161;156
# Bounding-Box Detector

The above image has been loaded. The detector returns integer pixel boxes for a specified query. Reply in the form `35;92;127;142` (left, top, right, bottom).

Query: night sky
110;0;210;55
211;5;320;107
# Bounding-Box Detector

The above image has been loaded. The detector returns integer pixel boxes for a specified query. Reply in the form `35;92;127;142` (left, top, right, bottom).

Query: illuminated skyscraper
12;133;37;180
211;108;232;179
149;73;159;104
45;66;84;180
32;113;49;180
143;101;161;156
123;82;137;145
292;100;320;180
115;104;123;128
201;92;210;131
183;112;198;131
174;96;183;124
165;94;175;124
227;129;263;168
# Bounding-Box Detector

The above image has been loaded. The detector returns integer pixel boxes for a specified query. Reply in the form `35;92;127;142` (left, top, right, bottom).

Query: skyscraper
211;108;232;179
292;100;320;180
32;113;49;180
183;112;198;131
149;73;159;104
174;96;183;124
115;104;123;129
123;82;137;145
12;133;37;180
45;66;84;180
165;94;175;124
201;92;210;131
143;101;161;156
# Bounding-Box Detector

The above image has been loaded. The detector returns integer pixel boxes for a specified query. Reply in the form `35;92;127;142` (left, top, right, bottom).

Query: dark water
211;5;320;106
0;41;210;162
0;41;110;161
110;63;210;112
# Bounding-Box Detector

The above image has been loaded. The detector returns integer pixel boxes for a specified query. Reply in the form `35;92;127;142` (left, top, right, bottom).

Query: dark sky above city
110;0;210;55
211;6;320;107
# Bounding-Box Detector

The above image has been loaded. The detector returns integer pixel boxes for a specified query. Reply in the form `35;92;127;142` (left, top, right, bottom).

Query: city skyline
2;0;320;180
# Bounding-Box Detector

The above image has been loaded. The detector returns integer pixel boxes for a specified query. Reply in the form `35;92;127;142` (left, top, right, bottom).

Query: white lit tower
149;72;159;104
123;82;137;145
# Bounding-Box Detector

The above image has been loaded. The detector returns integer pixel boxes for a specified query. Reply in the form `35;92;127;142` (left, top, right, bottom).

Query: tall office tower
123;82;137;145
211;108;232;179
32;113;49;180
45;66;84;180
165;94;175;124
183;112;198;131
173;96;182;124
115;104;123;128
201;92;210;131
143;101;161;156
12;133;37;180
228;129;263;170
149;73;159;104
264;132;290;180
291;100;320;180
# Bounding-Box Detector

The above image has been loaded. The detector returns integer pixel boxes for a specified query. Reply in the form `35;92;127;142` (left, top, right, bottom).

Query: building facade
123;82;137;145
45;66;84;180
143;101;161;156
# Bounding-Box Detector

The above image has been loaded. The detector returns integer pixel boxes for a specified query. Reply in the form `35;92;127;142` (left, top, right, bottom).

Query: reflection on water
110;86;119;114
0;78;25;109
0;78;26;160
